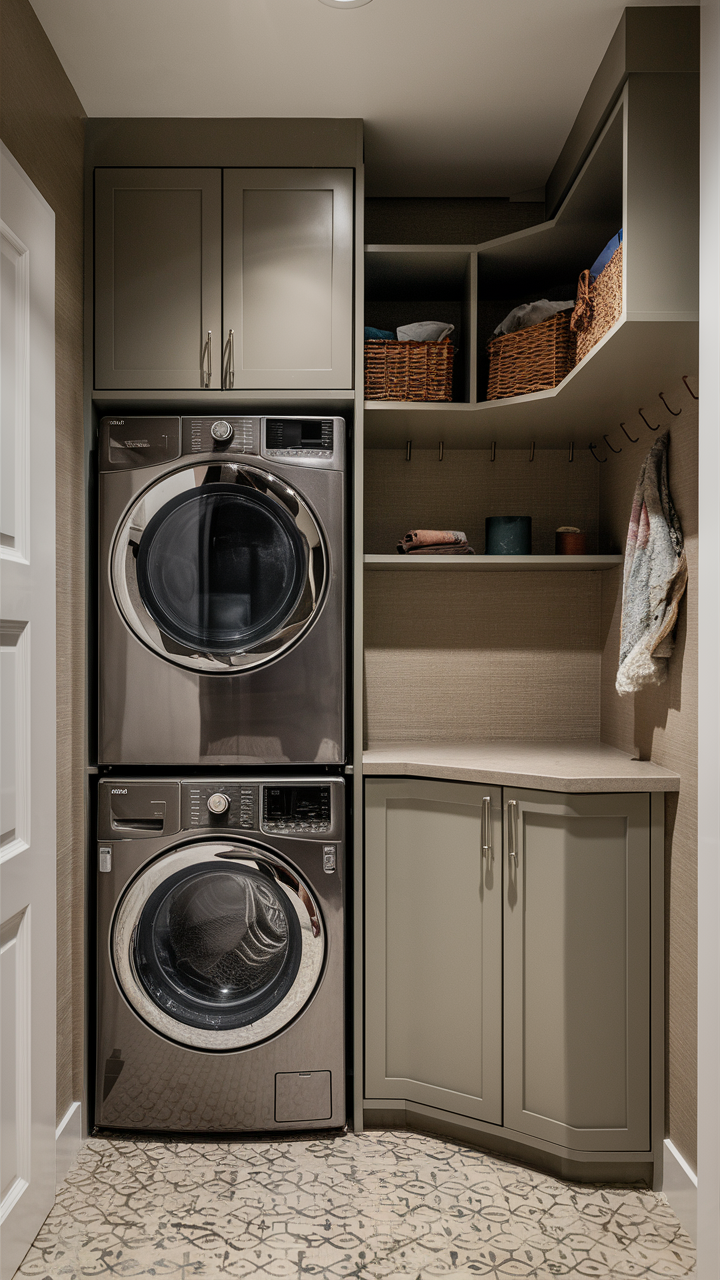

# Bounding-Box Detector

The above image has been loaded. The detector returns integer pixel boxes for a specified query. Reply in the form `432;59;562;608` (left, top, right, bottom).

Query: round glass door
111;462;328;673
113;843;325;1051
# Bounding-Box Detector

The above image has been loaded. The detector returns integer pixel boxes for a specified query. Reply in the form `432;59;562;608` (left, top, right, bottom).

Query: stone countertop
362;742;680;793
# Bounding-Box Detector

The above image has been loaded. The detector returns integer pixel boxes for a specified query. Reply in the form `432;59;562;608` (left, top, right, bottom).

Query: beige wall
598;384;698;1170
0;0;86;1123
364;447;603;747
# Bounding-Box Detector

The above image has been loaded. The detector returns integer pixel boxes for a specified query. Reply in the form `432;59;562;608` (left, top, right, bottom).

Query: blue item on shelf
485;516;532;555
590;230;623;281
365;326;395;340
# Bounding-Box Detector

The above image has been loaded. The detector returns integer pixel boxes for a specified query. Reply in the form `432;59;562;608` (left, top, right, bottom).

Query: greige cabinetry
503;788;651;1152
364;778;503;1123
365;777;658;1171
94;167;353;390
95;168;222;390
223;169;353;389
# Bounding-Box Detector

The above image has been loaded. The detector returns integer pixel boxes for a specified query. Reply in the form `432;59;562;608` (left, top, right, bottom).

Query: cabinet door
95;168;222;389
504;788;650;1151
365;778;502;1123
223;169;353;389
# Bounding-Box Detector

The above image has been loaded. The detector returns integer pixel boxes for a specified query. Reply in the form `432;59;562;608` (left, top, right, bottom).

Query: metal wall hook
603;434;622;454
529;441;535;462
568;442;574;463
639;409;660;431
490;441;496;462
682;374;699;400
406;440;412;462
589;443;607;463
438;441;444;462
620;421;639;443
659;391;681;416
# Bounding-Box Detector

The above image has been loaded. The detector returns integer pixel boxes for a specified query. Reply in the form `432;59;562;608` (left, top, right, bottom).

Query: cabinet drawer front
365;778;502;1123
95;169;222;390
504;788;651;1151
223;169;353;389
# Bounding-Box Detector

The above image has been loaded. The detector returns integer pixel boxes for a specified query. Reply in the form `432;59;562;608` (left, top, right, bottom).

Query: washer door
112;842;325;1050
111;462;328;673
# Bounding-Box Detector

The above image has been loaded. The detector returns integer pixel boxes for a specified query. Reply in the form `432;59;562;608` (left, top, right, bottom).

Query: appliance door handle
508;799;519;862
481;796;492;859
224;329;235;390
202;330;212;387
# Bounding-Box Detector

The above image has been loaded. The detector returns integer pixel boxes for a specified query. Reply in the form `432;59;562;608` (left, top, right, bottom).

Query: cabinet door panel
95;169;222;389
504;789;650;1151
365;778;502;1123
224;170;353;389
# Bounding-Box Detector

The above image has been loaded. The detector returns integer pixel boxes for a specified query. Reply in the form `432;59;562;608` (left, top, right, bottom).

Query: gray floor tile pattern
17;1130;696;1278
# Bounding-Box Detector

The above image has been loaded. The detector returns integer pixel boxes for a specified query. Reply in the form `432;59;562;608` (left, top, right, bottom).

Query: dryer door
111;461;328;673
112;841;325;1050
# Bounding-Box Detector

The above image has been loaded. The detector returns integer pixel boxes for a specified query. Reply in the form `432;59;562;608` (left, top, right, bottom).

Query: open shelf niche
364;74;698;451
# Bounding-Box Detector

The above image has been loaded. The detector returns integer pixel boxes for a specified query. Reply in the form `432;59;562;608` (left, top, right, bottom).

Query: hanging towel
616;432;687;696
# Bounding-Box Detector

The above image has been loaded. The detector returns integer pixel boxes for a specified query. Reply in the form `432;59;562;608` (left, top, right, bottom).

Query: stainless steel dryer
98;415;345;766
95;776;345;1133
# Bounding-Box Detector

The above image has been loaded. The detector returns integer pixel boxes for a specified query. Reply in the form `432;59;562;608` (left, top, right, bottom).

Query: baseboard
662;1138;697;1243
56;1101;83;1185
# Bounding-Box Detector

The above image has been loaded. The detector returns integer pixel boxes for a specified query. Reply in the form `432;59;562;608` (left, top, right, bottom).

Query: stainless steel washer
95;776;345;1133
98;415;345;765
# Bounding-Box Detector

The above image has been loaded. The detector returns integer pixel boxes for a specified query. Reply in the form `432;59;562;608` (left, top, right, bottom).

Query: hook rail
659;392;681;416
639;409;660;432
589;443;607;463
682;375;698;400
603;434;622;454
620;422;639;443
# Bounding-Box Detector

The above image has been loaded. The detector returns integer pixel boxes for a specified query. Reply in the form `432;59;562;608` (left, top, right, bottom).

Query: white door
0;145;57;1279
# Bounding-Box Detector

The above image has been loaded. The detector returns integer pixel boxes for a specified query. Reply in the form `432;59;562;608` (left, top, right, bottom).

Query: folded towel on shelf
493;299;575;336
397;322;455;342
364;326;396;340
590;229;623;281
398;541;475;555
398;529;467;550
616;431;687;696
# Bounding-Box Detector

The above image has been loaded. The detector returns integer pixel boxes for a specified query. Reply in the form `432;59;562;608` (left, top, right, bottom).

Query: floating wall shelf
364;555;623;572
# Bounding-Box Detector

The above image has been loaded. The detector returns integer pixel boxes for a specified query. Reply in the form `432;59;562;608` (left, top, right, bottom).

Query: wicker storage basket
486;311;575;400
364;338;454;401
570;245;623;363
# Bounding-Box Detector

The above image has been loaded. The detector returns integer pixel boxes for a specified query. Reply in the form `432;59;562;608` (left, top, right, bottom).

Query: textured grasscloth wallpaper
1;0;86;1123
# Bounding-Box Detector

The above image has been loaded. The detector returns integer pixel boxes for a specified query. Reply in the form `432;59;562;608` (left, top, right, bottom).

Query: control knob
210;420;233;442
207;792;230;815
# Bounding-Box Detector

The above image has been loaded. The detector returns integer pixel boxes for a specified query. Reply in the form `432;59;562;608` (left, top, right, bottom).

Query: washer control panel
181;782;258;830
182;417;258;455
261;784;331;834
264;418;334;457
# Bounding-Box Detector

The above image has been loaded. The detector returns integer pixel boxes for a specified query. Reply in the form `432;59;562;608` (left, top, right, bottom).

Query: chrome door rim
112;841;325;1050
110;460;328;673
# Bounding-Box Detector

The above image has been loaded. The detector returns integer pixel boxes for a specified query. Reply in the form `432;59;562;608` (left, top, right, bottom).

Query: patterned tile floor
17;1130;696;1279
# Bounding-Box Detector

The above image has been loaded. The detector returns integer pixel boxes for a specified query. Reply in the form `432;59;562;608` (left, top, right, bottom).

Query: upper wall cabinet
223;170;353;390
95;169;222;390
94;167;354;391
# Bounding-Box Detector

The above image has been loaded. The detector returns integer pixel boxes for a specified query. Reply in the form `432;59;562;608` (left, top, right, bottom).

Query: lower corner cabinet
364;778;657;1161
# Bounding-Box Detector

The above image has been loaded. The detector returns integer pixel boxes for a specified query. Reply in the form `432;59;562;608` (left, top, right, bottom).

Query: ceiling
29;0;697;197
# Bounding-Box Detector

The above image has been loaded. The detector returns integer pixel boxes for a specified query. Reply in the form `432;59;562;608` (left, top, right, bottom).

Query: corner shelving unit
364;79;698;451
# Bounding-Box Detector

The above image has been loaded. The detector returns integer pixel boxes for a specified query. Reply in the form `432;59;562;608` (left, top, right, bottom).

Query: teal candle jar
485;516;532;555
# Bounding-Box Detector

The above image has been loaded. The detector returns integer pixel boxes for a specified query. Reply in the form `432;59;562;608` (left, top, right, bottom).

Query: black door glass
132;863;303;1032
135;484;307;652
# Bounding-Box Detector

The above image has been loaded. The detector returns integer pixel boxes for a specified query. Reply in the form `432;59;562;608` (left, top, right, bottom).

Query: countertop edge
361;757;681;793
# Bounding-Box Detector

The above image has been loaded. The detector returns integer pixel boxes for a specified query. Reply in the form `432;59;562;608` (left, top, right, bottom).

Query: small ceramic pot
485;516;532;555
555;528;587;555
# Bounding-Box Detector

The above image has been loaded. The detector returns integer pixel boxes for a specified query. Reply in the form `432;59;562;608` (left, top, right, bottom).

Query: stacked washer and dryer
95;414;347;1133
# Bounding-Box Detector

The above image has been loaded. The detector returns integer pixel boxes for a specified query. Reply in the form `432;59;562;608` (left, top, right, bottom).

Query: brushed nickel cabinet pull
202;330;212;387
224;329;235;389
508;800;519;861
481;796;492;858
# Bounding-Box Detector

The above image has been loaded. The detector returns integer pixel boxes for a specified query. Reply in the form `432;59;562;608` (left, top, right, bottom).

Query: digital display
264;786;331;822
265;419;333;451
